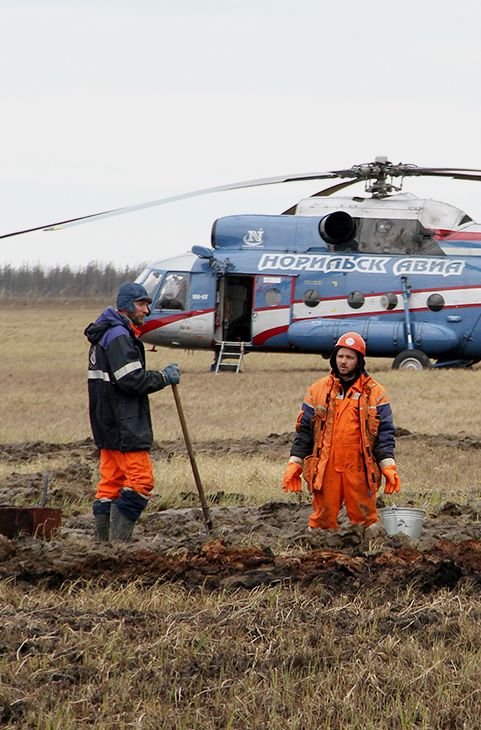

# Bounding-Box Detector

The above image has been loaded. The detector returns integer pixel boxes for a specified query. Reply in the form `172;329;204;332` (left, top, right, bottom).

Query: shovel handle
171;384;213;533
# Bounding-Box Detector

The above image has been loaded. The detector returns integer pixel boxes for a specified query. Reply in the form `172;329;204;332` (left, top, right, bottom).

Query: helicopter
6;155;481;371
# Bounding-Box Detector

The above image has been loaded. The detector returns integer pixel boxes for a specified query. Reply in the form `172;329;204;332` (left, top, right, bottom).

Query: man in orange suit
283;332;400;530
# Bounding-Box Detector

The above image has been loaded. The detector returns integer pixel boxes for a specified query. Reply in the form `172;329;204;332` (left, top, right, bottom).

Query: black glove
161;363;180;386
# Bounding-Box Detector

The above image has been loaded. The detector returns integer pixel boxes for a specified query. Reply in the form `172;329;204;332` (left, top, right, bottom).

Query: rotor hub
344;157;417;198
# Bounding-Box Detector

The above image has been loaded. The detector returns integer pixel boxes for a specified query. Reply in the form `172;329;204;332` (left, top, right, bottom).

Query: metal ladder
215;341;246;373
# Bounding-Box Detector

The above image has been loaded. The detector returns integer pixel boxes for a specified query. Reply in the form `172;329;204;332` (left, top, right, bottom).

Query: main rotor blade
406;167;481;175
330;163;481;181
6;161;481;240
282;179;361;215
0;210;115;240
0;170;344;239
404;169;481;182
376;166;481;181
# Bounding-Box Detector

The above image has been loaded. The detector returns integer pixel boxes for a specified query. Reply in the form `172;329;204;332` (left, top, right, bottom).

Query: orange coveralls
96;450;154;502
293;373;392;529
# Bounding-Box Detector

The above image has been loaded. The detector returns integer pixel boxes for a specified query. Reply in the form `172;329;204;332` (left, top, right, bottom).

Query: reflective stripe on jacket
290;372;395;493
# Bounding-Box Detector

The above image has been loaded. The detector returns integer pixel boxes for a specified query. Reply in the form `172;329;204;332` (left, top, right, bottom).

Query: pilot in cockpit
158;274;187;310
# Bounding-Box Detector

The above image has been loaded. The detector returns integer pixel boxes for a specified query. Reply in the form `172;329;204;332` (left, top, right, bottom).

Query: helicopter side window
427;293;445;312
380;292;398;311
156;272;188;311
303;289;321;308
264;287;282;306
347;291;365;309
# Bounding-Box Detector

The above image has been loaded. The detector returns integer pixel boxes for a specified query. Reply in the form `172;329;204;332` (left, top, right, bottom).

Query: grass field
1;302;481;729
3;300;481;444
3;301;481;509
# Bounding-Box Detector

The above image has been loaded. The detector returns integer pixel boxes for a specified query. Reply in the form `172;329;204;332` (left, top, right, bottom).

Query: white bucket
380;506;425;539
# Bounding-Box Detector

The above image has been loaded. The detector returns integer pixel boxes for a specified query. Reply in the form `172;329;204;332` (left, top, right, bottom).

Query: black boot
93;499;111;542
94;513;110;541
110;503;136;542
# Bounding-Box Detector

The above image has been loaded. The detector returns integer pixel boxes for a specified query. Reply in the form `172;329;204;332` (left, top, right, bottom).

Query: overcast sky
2;0;481;270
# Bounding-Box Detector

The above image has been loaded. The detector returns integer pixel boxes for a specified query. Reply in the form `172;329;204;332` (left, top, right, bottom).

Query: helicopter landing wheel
392;349;431;371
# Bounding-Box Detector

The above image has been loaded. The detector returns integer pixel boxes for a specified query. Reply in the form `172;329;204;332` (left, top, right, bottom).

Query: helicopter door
252;275;294;344
218;275;254;342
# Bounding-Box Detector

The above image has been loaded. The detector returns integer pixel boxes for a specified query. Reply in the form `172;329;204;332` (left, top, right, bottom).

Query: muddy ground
1;430;481;594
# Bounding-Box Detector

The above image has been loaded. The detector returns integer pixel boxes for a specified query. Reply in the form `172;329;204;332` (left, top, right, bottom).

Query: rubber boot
110;503;136;542
93;499;111;542
94;513;110;542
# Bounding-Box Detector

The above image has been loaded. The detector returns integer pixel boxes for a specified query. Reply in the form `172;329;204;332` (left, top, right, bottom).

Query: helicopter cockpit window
303;289;321;308
156;272;188;311
138;269;162;299
347;291;365;309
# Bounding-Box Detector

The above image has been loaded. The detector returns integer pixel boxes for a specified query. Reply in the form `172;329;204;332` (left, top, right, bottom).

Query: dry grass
3;302;481;511
5;443;481;520
3;301;481;443
2;302;481;728
1;580;481;729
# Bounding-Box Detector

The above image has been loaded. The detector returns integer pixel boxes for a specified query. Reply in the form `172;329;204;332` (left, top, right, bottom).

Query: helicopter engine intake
319;211;356;245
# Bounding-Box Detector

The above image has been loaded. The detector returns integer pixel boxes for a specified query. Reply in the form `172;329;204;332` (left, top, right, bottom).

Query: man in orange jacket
283;332;400;530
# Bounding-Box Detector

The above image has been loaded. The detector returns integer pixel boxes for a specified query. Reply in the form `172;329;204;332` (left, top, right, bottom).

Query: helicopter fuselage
136;193;481;369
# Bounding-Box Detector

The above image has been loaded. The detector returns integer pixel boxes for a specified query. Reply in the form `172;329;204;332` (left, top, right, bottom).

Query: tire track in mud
1;428;481;463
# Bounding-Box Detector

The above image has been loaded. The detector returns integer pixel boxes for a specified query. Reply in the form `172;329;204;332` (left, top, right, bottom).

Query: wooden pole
171;384;213;533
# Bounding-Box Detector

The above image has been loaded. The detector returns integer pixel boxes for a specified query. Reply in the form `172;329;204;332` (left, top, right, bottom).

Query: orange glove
382;464;401;494
282;462;303;493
